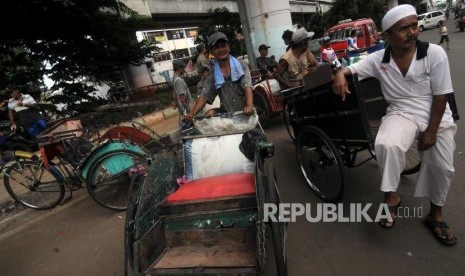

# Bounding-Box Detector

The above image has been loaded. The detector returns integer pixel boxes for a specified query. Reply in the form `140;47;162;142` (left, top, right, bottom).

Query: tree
195;7;245;57
0;0;161;116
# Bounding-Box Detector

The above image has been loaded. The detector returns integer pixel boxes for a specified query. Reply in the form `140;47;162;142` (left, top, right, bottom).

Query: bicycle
2;118;157;211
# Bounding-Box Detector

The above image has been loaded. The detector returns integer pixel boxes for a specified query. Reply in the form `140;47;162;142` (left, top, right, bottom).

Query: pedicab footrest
166;173;255;204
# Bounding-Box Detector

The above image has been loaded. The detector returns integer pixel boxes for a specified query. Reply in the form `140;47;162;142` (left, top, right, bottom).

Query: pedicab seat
166;173;255;204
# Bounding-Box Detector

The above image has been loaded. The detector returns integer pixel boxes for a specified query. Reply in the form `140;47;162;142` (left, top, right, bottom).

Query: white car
417;10;446;31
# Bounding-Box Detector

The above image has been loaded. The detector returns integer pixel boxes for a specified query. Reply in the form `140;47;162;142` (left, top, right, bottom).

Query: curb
141;107;179;126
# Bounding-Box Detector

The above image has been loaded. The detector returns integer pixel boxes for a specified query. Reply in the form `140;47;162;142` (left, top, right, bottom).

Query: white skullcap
382;4;417;31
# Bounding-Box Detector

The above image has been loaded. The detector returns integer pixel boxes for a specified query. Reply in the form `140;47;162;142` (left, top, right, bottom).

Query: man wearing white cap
274;28;317;89
333;4;457;245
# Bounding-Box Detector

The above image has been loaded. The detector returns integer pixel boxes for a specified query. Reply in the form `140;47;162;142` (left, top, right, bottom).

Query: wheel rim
296;128;343;202
4;162;64;210
87;150;148;210
267;163;287;276
253;93;269;123
282;104;295;142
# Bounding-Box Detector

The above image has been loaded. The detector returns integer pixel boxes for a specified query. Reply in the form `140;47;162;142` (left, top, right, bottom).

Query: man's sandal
422;219;458;246
379;201;401;229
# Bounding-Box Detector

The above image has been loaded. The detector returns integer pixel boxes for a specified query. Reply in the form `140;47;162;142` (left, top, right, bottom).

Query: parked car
417;10;446;31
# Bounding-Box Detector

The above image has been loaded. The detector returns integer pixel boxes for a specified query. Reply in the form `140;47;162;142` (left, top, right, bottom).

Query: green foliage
195;7;245;57
307;0;385;37
0;0;162;115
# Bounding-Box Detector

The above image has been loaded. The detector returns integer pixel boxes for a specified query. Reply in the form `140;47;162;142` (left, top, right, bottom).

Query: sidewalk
0;106;181;222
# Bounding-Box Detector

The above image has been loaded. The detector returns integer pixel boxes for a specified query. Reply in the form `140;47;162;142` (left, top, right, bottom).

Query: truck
321;18;381;60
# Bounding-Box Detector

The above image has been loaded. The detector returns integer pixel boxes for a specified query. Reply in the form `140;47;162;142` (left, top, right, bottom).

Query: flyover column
237;0;293;69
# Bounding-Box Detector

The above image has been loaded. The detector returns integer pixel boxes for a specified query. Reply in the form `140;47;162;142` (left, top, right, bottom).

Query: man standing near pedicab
184;31;255;119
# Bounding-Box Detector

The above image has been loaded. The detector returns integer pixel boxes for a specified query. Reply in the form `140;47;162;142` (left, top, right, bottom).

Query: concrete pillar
122;64;153;89
237;0;293;68
387;0;398;10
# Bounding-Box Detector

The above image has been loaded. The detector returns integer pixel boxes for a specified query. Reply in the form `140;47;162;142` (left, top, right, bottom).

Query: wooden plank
162;195;257;215
165;228;256;247
162;209;257;232
152;244;257;269
146;267;257;275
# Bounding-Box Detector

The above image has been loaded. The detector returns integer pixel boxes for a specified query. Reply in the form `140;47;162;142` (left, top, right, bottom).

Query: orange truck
322;18;381;60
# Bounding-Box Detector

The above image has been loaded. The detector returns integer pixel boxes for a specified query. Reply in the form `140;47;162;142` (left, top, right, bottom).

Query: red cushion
166;173;255;204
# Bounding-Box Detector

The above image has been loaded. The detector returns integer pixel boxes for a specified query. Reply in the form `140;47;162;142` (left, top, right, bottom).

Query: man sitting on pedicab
184;31;255;120
273;28;317;89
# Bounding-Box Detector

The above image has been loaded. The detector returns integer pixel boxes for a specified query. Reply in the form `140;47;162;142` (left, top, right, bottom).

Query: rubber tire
296;125;344;202
282;103;296;142
4;160;65;210
86;149;148;211
419;25;424;32
267;162;288;276
253;92;270;125
124;173;144;276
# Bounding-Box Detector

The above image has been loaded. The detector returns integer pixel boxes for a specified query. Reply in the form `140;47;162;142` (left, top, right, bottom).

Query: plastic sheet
183;133;254;181
193;112;258;135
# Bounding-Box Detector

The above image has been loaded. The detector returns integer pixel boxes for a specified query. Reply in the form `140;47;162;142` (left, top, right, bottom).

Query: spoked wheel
266;162;288;276
3;161;65;210
282;103;295;142
124;171;144;275
86;149;149;211
296;125;344;202
255;157;267;273
402;139;421;175
253;92;270;125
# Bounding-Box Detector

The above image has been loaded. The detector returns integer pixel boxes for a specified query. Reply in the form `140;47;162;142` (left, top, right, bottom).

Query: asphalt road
0;19;464;276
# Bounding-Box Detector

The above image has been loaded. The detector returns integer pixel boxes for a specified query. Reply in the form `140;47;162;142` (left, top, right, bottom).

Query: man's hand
10;123;16;132
184;112;194;121
243;106;255;116
332;69;351;101
418;130;437;151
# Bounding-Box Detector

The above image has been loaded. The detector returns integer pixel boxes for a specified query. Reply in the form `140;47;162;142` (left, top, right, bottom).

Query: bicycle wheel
3;160;65;210
125;172;144;275
266;162;288;276
296;125;344;202
282;103;295;142
86;149;149;211
253;92;270;124
402;140;421;175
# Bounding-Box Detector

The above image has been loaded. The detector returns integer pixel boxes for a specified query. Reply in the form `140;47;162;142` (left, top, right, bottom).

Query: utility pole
236;0;293;68
387;0;398;9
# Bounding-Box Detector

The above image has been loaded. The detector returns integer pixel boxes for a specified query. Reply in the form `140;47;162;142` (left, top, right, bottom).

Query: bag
239;129;267;161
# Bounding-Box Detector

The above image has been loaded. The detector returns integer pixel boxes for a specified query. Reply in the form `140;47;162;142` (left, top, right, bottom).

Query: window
166;30;185;40
145;31;165;43
153;51;171;62
367;24;375;36
171;49;189;59
186;28;198;38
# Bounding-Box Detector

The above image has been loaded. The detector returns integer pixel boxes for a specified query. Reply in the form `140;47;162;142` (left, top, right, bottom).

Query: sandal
422;219;458;246
379;201;401;229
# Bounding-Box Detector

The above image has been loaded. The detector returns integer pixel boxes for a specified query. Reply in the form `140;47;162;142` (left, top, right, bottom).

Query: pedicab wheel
296;125;344;202
253;92;270;125
402;140;421;175
86;149;149;211
266;162;288;276
124;171;144;276
282;103;295;142
3;161;65;210
255;157;267;273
